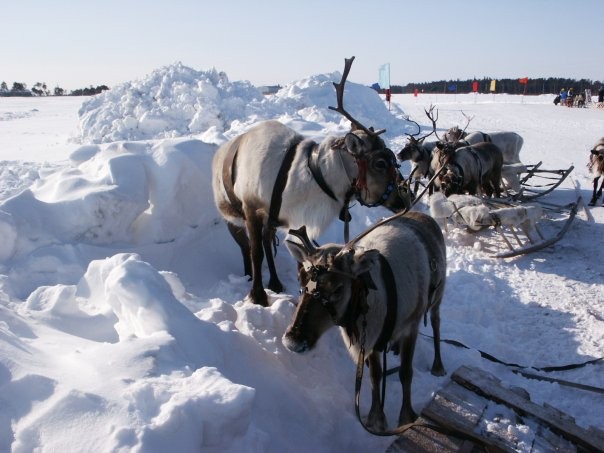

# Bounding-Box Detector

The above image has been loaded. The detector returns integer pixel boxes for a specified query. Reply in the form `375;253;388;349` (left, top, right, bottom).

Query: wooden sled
512;161;575;200
388;366;604;452
430;193;580;258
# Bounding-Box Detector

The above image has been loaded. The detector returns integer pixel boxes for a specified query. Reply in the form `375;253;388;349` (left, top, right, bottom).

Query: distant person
599;86;604;103
566;88;575;107
559;88;567;106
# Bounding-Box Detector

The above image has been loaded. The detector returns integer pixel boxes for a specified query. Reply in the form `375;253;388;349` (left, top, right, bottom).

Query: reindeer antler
424;104;442;141
460;111;474;137
287;226;317;254
403;114;435;141
329;56;386;136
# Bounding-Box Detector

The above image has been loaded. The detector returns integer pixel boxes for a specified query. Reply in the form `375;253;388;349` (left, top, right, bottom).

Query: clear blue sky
2;0;602;91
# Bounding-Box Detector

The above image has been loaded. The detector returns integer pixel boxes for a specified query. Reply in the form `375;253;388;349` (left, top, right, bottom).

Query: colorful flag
472;81;478;92
378;63;390;89
519;77;529;84
490;80;497;92
447;84;457;92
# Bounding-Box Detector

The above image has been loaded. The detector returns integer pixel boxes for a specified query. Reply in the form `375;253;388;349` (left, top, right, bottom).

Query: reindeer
425;109;504;197
396;115;437;196
445;123;524;165
588;137;604;206
283;211;446;430
434;142;504;197
212;57;409;306
396;106;444;195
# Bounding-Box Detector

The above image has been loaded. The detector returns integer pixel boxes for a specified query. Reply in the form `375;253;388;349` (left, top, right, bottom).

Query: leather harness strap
374;254;397;353
268;136;304;228
308;144;338;201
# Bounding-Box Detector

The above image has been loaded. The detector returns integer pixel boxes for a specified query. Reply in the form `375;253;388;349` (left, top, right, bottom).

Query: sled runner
429;192;580;258
509;161;575;200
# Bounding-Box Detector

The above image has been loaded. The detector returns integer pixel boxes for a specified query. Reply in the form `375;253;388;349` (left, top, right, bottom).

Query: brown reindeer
588;137;604;206
435;142;504;197
396;115;438;196
283;212;446;430
212;58;409;306
425;108;503;197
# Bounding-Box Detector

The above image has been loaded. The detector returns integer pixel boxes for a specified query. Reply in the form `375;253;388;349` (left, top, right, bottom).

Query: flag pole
388;63;391;111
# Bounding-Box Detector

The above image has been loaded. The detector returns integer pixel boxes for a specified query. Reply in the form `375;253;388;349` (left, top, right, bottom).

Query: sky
2;0;603;92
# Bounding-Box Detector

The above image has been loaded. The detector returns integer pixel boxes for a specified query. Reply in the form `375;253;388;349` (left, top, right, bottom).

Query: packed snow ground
0;64;602;452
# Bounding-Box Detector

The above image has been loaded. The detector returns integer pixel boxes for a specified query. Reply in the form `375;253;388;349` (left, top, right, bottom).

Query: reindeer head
444;126;466;143
397;114;434;162
329;57;408;212
439;165;463;196
588;142;604;176
282;226;379;353
433;141;457;168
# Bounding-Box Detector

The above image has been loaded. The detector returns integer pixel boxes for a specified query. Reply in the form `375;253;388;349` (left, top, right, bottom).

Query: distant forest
375;77;603;95
2;77;603;97
0;81;109;97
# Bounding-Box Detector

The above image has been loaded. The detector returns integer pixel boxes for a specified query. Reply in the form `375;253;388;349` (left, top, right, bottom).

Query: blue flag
378;63;390;89
447;84;457;92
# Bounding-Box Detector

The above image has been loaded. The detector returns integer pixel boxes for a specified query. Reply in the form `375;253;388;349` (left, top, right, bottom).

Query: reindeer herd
211;57;602;434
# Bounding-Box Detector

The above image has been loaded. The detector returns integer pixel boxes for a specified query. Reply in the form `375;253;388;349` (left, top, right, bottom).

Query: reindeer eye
330;286;343;300
373;158;388;170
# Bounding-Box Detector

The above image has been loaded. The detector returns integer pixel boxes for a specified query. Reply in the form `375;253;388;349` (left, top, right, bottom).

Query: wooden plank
533;424;577;452
385;415;480;453
451;366;604;452
422;382;513;452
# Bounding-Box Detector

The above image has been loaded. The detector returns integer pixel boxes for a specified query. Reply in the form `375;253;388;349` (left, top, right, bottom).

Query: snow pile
77;63;412;145
78;63;264;143
1;138;217;252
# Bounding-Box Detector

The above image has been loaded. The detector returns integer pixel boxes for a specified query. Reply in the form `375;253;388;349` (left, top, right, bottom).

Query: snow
0;63;603;452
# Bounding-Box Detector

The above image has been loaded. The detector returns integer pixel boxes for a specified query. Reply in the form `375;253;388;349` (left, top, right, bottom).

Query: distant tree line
375;77;603;95
0;81;109;97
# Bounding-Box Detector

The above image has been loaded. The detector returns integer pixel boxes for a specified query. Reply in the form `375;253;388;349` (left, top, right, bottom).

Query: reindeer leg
598;176;604;205
227;222;251;278
262;225;284;294
244;213;268;306
398;328;419;425
366;352;387;430
429;296;446;377
589;176;599;206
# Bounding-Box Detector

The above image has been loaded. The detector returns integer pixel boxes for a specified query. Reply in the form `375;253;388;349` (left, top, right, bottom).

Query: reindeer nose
282;332;310;353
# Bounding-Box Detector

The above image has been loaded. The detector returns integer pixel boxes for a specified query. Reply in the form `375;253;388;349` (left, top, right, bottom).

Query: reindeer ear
344;132;366;157
285;239;309;264
351;249;381;277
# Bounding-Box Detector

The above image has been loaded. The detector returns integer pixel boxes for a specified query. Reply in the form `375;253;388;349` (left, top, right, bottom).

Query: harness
446;147;484;194
354;154;400;208
268;137;304;230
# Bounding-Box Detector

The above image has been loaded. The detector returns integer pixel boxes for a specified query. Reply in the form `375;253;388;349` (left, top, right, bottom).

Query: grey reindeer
283;211;446;430
212;57;409;306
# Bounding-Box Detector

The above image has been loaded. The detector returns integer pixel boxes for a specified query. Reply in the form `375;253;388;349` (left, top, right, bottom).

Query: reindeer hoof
431;364;446;377
245;290;269;307
268;279;284;294
366;410;387;431
398;407;418;426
